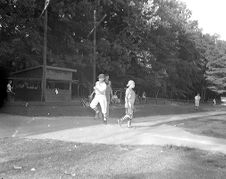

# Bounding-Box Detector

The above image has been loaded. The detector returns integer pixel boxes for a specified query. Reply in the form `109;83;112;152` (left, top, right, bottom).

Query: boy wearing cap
90;74;108;124
118;80;136;128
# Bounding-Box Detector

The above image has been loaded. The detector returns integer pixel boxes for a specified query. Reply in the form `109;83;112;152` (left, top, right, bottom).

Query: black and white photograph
1;0;226;178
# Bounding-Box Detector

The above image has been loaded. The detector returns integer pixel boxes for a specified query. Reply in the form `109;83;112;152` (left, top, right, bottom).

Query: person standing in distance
7;80;15;102
90;74;108;124
142;91;147;103
0;66;8;108
118;80;136;128
105;74;113;119
194;93;201;110
213;98;216;106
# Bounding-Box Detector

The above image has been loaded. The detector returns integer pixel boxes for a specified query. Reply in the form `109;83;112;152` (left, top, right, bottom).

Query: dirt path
28;111;226;154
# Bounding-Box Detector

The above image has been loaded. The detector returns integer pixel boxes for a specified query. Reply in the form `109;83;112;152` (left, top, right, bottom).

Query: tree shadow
132;114;226;129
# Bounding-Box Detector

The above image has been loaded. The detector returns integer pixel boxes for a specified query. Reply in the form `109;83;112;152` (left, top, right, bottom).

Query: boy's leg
119;107;133;127
127;119;132;128
120;108;129;121
127;107;133;128
118;113;130;126
99;96;107;124
106;98;110;119
90;97;100;119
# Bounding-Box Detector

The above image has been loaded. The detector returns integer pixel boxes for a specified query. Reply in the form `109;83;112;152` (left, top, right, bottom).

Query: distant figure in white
111;92;120;104
213;98;216;105
7;80;14;102
142;91;147;103
7;80;13;93
194;93;201;110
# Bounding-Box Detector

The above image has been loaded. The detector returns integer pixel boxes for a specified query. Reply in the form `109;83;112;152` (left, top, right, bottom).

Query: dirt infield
1;104;226;178
26;111;226;154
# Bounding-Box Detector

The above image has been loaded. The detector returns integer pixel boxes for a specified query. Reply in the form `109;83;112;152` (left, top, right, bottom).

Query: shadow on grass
0;103;224;138
133;114;226;129
0;102;210;118
149;114;226;139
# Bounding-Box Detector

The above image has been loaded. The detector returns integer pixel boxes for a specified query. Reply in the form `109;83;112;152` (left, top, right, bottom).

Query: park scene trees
1;1;226;178
1;0;226;99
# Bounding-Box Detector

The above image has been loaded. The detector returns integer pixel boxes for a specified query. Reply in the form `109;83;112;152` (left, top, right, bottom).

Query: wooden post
41;9;47;102
93;10;97;87
69;81;72;101
77;84;80;97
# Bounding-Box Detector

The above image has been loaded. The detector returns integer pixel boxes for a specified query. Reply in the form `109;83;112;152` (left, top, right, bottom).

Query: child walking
118;80;136;128
90;74;108;124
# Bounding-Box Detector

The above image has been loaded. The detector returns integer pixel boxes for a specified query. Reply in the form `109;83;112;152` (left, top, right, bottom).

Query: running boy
90;74;108;124
118;80;136;128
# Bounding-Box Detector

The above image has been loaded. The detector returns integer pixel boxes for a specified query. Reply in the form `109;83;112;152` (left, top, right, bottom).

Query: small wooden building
10;65;78;102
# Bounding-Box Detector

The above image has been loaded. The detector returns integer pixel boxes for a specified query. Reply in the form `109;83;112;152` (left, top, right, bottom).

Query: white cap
127;80;135;87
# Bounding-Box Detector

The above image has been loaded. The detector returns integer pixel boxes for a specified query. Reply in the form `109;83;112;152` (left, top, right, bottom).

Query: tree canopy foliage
1;0;226;98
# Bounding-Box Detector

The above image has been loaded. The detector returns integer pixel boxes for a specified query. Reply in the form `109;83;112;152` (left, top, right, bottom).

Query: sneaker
103;118;107;125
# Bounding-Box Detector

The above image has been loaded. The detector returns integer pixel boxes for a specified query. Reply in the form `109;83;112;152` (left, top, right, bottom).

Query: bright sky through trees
182;0;226;40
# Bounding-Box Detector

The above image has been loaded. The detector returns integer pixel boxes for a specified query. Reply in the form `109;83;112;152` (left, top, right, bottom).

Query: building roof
11;65;77;75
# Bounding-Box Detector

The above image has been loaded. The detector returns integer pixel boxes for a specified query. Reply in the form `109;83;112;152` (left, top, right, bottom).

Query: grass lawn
167;114;226;139
1;103;226;178
1;137;226;179
0;101;221;117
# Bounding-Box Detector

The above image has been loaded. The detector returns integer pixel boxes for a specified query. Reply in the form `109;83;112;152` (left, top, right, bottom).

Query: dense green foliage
1;0;226;98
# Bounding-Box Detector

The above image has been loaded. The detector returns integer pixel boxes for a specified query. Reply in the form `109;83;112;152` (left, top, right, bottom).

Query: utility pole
87;0;106;86
41;9;47;102
93;10;97;86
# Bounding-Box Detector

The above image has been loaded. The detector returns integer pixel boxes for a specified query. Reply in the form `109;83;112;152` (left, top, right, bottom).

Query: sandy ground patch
28;111;226;154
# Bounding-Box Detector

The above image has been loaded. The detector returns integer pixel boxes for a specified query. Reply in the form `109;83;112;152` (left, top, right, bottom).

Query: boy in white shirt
118;80;136;128
90;74;107;124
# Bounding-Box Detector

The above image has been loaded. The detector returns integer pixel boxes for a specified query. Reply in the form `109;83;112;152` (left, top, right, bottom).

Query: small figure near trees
7;80;15;102
142;91;147;103
194;93;201;110
111;92;120;104
213;98;216;105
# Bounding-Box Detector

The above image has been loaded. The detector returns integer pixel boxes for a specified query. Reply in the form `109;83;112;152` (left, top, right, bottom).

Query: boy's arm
125;89;130;104
110;86;113;98
109;81;113;97
94;83;106;94
89;91;95;98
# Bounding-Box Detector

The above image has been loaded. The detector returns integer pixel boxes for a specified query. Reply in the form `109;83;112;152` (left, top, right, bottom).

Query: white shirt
94;81;107;95
195;95;201;101
7;83;12;92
